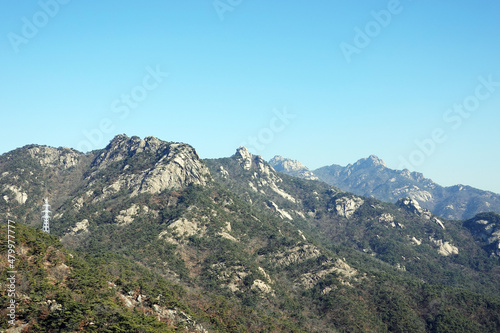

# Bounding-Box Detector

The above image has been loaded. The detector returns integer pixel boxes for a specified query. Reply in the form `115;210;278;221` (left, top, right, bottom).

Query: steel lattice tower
42;198;51;234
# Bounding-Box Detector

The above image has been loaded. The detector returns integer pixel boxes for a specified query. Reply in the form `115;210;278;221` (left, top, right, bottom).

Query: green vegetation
1;138;500;332
0;223;180;332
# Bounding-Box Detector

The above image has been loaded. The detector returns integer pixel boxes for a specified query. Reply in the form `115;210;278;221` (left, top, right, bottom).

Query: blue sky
1;0;499;194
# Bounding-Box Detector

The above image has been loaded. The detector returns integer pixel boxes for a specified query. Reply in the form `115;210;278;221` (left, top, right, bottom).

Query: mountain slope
210;149;500;293
274;154;500;220
1;137;354;331
0;222;209;333
464;212;500;258
206;147;500;330
1;136;500;332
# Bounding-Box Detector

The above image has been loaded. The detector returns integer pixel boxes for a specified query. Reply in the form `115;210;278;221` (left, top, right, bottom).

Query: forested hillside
1;136;500;332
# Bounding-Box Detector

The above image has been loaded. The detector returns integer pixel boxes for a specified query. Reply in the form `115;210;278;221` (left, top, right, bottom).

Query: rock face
464;213;500;257
57;135;211;237
232;147;298;207
298;258;358;290
397;197;430;217
270;244;322;267
335;196;364;218
114;204;155;226
2;184;28;204
27;146;82;169
266;200;293;220
235;147;254;171
88;135;210;198
314;155;500;220
251;279;273;294
118;290;209;333
397;197;446;229
69;219;90;235
269;155;319;180
429;238;459;256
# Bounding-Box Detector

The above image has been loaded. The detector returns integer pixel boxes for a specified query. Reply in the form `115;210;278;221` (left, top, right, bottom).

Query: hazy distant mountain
312;155;500;220
269;155;319;180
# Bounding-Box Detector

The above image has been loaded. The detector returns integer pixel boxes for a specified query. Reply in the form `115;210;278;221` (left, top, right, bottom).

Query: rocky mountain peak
352;155;387;169
228;148;299;204
233;147;272;175
93;135;169;169
26;145;82;169
234;146;253;170
269;155;306;172
87;135;211;198
368;154;386;167
313;152;500;220
269;155;319;181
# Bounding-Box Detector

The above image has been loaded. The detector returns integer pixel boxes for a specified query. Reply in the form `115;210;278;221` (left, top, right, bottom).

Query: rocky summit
1;135;500;332
88;135;210;198
269;155;319;180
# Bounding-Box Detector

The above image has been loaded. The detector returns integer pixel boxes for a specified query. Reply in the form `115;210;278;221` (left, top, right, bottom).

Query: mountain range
269;154;500;220
1;135;500;332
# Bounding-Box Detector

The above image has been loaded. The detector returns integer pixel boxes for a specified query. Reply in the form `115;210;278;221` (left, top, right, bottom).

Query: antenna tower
42;198;51;233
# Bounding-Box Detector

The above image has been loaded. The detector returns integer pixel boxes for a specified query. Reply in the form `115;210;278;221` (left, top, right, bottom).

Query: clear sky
1;0;499;194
